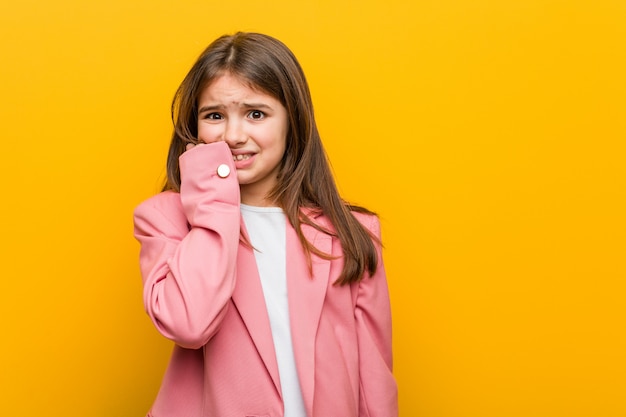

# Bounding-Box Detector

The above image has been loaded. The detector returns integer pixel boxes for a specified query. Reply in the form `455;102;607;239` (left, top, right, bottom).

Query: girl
134;32;397;417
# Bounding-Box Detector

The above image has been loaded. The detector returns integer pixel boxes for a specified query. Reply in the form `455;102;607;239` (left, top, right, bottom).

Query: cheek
269;123;288;152
197;124;221;143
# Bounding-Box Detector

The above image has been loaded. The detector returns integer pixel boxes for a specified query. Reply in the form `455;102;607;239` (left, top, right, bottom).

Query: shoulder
133;191;187;235
311;207;381;237
134;190;182;216
352;210;379;228
348;205;381;232
352;210;382;240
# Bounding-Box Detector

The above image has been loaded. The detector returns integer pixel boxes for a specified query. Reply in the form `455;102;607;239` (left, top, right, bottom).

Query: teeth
233;154;251;161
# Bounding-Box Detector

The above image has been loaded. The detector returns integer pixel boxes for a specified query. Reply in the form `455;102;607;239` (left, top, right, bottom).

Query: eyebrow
197;102;273;114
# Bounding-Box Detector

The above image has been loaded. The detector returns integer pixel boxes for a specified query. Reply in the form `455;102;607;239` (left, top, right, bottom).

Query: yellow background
1;0;624;415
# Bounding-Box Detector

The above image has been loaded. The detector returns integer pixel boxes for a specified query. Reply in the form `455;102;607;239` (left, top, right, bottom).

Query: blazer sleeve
133;142;240;349
355;215;399;417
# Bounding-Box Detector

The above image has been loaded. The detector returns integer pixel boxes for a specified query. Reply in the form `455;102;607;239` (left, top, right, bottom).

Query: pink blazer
134;142;397;417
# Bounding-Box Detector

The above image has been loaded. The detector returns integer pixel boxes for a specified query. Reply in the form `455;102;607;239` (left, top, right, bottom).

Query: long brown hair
163;32;378;285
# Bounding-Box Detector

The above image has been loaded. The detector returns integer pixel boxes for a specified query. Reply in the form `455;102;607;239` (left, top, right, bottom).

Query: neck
240;191;277;207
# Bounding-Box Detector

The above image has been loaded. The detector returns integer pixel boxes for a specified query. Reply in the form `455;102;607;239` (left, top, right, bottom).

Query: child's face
197;73;288;206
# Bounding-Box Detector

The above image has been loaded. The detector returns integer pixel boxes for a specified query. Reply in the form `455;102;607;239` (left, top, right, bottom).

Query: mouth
233;154;253;161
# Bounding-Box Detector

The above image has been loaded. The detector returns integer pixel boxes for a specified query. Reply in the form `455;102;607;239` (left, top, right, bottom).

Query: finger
186;143;196;151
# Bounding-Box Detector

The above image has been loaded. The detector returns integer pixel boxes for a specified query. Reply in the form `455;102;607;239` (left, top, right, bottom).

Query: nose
222;119;246;146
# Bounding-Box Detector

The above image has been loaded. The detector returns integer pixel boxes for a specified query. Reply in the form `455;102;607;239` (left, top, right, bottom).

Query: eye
248;110;265;120
203;112;223;120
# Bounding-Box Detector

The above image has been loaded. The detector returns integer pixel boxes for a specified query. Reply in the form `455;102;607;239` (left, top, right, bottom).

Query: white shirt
240;204;307;417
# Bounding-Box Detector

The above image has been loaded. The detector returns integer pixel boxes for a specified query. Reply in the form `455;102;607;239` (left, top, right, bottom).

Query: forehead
200;72;272;100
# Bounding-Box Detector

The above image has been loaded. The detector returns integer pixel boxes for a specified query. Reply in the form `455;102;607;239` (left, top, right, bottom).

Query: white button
216;164;230;178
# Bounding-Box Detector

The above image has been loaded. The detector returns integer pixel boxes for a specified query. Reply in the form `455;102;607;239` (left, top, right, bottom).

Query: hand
187;139;211;151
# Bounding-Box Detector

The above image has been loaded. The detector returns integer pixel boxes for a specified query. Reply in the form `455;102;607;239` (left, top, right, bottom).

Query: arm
355;216;399;417
133;142;240;349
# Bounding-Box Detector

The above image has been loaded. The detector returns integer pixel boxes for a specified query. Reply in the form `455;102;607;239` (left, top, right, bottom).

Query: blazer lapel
231;220;282;397
287;217;332;417
231;213;333;414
